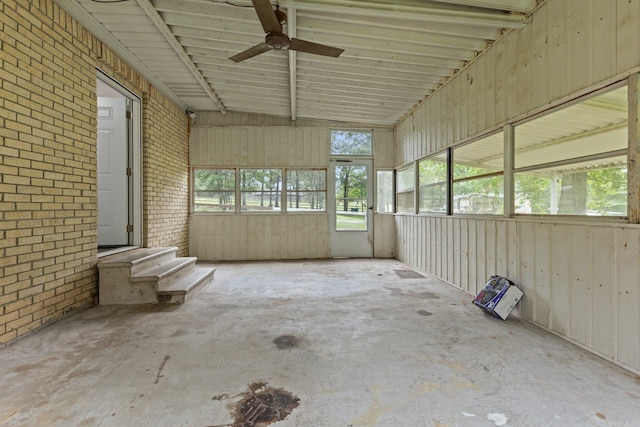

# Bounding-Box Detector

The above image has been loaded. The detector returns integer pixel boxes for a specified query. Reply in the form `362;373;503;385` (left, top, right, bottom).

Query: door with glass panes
328;130;374;257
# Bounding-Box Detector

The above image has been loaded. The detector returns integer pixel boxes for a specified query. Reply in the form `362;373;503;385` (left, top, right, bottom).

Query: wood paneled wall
394;0;640;373
189;114;395;260
395;216;640;373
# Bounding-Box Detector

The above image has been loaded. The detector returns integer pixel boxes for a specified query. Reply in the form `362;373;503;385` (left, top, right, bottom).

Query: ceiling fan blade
251;0;281;34
229;42;271;62
289;38;344;58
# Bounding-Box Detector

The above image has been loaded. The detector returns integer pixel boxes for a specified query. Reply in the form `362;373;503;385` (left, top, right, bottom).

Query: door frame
328;157;374;258
97;70;143;249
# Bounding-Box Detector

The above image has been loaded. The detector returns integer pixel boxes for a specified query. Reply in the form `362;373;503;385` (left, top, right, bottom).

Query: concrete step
130;257;197;285
157;265;216;304
98;247;178;275
98;247;214;305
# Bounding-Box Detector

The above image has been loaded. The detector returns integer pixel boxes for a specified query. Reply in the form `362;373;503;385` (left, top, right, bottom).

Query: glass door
328;159;373;257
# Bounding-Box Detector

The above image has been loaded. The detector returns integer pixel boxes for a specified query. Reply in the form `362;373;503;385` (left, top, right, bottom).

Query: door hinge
126;167;133;176
126;224;133;233
126;111;132;119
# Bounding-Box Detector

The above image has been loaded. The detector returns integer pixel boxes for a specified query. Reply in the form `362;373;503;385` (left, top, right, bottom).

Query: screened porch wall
189;112;395;260
394;0;640;373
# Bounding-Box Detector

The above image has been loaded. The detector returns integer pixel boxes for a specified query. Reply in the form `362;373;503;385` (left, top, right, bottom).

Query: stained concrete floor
1;259;640;427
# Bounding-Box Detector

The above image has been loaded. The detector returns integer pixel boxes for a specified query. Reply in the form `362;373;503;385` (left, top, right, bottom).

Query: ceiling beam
134;0;227;113
52;0;189;111
288;8;298;121
278;0;529;28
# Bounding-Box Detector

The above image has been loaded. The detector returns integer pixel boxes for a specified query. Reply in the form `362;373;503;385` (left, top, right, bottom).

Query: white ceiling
55;0;537;126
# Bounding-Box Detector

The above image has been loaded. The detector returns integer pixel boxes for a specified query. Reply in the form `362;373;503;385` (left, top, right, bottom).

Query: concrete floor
1;259;640;427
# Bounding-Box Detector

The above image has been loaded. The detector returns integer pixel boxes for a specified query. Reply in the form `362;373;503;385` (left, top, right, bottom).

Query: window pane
286;169;326;212
452;133;504;215
335;165;368;230
194;169;235;212
396;165;414;213
240;169;282;212
453;132;503;180
453;176;504;214
376;170;394;213
396;165;414;192
515;86;628;169
515;158;627;216
286;170;326;191
419;153;447;213
330;130;372;155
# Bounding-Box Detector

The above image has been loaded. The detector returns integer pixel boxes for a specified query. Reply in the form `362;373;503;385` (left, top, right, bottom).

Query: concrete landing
1;259;639;426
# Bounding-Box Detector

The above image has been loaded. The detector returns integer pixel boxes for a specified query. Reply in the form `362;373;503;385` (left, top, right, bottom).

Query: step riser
99;268;158;304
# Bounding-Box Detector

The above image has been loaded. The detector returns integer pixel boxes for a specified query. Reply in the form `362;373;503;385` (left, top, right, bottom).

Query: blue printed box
473;275;523;320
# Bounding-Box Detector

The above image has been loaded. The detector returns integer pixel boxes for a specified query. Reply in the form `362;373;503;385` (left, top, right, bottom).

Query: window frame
376;169;395;214
393;77;634;223
395;162;416;214
511;81;629;219
451;131;505;216
418;151;448;214
191;167;329;215
284;168;328;213
192;167;237;213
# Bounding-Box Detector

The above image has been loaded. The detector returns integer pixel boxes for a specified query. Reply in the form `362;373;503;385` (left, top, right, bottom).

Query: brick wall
142;87;190;256
0;0;190;344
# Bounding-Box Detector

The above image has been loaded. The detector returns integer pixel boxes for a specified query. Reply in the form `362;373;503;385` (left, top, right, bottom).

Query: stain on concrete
385;286;440;300
394;269;426;279
417;310;433;316
153;355;170;384
230;381;299;426
170;329;188;337
273;335;298;349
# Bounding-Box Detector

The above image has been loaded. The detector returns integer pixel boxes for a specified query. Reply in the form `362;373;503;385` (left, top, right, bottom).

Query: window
514;85;628;216
376;170;394;213
331;130;372;155
193;169;235;212
452;132;504;215
396;164;415;213
418;152;447;213
286;169;326;212
240;169;282;212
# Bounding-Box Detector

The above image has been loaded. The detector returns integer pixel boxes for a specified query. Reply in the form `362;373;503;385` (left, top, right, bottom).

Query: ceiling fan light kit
229;0;344;62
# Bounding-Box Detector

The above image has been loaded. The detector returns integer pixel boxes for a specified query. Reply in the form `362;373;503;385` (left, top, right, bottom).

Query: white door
328;159;374;257
97;97;129;246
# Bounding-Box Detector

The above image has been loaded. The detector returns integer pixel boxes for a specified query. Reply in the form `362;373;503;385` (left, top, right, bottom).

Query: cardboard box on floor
473;275;523;320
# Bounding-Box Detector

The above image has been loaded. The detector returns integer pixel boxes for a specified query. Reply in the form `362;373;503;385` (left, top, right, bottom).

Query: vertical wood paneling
533;223;551;328
549;224;570;336
485;220;496;276
495;220;507;276
459;74;469;140
475;56;487;132
459;219;469;291
616;0;640;75
546;0;570;104
589;1;616;84
518;221;535;319
616;227;640;368
453;218;461;286
475;220;486;294
590;226;616;358
569;226;592;347
467;219;477;294
493;39;506;125
568;0;590;94
530;6;549;109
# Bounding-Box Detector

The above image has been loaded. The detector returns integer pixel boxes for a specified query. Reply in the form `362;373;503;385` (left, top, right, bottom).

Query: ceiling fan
229;0;345;62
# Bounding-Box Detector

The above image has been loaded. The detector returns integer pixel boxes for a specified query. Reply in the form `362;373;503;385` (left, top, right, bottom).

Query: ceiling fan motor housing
266;32;290;50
